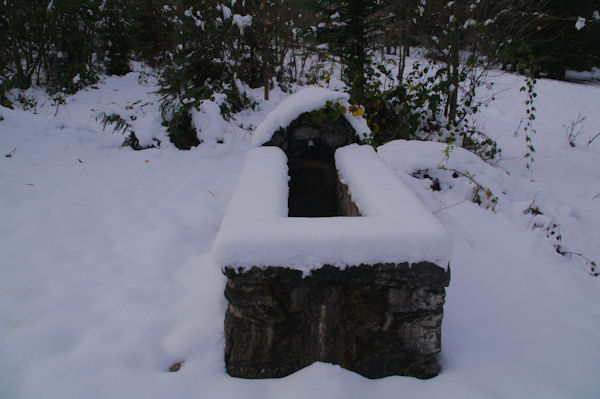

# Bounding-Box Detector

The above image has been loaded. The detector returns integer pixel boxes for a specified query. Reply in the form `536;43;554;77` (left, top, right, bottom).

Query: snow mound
378;139;511;195
250;86;370;147
191;100;228;148
212;144;451;272
379;139;489;173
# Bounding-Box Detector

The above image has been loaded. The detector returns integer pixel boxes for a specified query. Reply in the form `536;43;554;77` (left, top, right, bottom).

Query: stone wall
337;180;360;217
224;262;450;380
264;111;358;161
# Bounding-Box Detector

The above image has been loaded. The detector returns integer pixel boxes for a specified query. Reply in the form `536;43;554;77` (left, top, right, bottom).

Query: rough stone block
223;263;450;380
264;112;358;161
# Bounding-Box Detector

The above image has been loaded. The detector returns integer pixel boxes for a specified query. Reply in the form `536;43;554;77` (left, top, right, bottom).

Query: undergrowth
95;111;160;151
524;197;598;277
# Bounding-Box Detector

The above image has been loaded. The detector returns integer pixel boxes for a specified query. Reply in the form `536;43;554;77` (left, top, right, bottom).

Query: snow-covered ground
1;66;599;398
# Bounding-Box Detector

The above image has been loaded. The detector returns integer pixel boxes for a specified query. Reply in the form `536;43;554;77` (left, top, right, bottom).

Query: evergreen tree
0;0;50;92
130;0;174;68
100;0;133;76
532;0;600;79
158;0;241;112
231;0;301;99
310;0;390;103
45;0;100;92
487;0;599;79
157;0;250;148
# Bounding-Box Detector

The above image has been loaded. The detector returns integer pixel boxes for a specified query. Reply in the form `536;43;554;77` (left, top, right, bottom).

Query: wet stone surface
264;112;358;161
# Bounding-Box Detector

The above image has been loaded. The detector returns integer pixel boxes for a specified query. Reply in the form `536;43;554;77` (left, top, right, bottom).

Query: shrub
165;109;200;150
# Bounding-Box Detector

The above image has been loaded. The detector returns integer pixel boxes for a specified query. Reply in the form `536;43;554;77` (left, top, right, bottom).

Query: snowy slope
1;68;600;399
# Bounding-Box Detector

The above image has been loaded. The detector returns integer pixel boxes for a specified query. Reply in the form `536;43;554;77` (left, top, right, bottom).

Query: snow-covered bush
165;109;200;150
364;58;500;164
523;197;598;276
96;111;161;151
156;1;256;148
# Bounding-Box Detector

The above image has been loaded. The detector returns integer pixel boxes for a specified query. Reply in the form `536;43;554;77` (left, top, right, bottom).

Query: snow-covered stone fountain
212;87;452;379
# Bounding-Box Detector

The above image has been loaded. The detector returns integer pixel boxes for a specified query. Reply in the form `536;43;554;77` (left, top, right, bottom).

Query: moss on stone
309;101;348;126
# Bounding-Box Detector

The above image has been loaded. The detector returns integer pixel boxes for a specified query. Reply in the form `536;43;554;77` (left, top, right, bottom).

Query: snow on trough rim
212;144;452;273
250;86;370;147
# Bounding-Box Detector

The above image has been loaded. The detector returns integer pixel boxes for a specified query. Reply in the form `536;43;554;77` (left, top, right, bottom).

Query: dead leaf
168;361;184;372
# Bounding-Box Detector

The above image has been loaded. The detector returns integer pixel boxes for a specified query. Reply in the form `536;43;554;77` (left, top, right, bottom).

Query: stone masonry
224;262;450;379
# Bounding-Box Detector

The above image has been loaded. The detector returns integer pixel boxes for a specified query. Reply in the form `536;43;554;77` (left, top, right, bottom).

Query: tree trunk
447;48;460;124
398;44;408;84
263;30;270;101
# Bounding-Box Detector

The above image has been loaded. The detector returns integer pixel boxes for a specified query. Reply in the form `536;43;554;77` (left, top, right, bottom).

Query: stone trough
212;87;452;380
